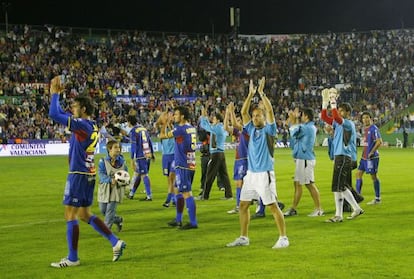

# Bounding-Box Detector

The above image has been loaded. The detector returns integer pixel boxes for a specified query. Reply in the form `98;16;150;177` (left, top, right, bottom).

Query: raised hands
50;75;64;94
287;107;300;125
321;87;339;109
328;88;338;108
321;88;330;109
248;79;257;98
257;76;266;97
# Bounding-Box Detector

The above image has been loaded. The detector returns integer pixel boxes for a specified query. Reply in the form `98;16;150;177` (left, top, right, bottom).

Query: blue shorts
233;159;248;180
162;154;175;176
358;158;379;174
63;173;96;207
175;168;195;193
135;158;150;174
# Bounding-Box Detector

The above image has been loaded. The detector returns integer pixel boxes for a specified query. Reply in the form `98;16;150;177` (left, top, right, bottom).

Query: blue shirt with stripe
173;123;197;171
48;94;98;175
129;125;153;160
362;124;381;159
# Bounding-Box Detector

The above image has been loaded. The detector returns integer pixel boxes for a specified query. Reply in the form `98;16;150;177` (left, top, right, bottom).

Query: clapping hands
321;87;339;109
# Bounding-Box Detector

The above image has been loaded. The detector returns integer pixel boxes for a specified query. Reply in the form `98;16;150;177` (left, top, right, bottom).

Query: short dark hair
75;95;95;116
301;107;314;121
127;115;138;125
339;102;352;113
175;106;190;121
361;111;372;119
215;112;223;123
106;140;119;151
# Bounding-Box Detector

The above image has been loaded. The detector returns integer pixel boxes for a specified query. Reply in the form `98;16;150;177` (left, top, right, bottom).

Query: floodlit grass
0;147;413;278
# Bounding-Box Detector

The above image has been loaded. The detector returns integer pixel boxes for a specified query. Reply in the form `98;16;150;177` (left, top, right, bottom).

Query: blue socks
143;176;152;197
88;215;118;246
356;178;380;200
130;175;141;195
185;196;197;226
258;199;265;215
374;179;381;199
67;220;79;261
356;178;362;193
236;188;241;207
175;194;184;222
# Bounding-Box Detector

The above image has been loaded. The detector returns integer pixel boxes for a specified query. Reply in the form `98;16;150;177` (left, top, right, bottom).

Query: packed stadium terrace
0;24;413;143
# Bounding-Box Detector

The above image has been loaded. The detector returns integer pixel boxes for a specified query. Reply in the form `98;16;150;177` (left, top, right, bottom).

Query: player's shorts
63;173;96;207
294;159;315;185
332;155;352;192
175;168;195;193
233;159;248;181
240;170;278;205
357;158;379;174
134;158;150;174
162;154;175;176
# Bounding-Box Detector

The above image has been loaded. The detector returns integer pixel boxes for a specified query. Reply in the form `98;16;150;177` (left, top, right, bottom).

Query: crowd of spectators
0;24;413;143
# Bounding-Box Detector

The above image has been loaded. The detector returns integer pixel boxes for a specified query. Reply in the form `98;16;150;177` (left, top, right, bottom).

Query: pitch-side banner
0;143;69;157
0;141;289;157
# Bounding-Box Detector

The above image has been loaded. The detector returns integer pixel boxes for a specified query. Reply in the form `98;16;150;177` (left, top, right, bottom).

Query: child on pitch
98;140;129;232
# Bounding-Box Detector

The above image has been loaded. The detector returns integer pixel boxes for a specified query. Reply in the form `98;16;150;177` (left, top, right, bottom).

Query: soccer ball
114;170;130;186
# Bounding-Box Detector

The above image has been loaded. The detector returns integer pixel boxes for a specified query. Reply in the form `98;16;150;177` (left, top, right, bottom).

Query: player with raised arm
199;106;233;200
321;88;364;222
160;106;198;230
226;77;289;249
49;76;125;268
284;107;324;217
156;108;176;208
356;111;383;205
224;102;249;214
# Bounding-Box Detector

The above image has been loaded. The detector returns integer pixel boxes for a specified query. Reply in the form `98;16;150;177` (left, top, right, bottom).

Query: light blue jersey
244;121;276;172
161;127;175;155
200;116;227;153
332;119;356;158
289;121;316;160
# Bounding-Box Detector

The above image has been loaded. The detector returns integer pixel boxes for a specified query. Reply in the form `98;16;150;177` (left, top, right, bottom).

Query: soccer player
97;140;128;232
356;111;383;205
199;107;233;200
197;126;227;195
49;76;125;268
160;106;198;230
197;126;210;195
127;115;155;201
284;107;324;217
321;88;364;222
156;110;176;207
223;102;249;214
325;123;363;213
226;77;289;249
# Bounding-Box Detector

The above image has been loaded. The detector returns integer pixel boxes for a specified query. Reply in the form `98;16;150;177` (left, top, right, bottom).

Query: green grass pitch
0;147;413;278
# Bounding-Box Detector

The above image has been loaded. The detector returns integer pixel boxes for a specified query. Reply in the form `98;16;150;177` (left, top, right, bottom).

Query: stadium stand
0;24;413;143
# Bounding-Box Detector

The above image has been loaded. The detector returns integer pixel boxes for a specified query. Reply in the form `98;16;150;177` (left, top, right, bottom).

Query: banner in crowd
115;95;198;105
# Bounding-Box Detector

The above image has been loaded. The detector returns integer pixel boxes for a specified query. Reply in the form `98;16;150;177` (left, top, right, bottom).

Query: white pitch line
0;219;63;229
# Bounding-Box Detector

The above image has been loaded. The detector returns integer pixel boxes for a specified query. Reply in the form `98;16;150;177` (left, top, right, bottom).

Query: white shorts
294;159;315;185
240;170;277;205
